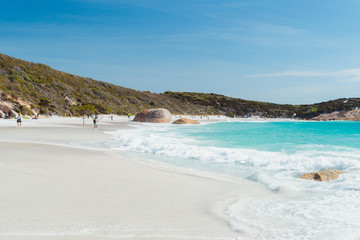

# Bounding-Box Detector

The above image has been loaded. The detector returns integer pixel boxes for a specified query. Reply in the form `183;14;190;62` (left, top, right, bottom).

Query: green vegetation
0;53;211;116
1;53;360;119
162;92;360;119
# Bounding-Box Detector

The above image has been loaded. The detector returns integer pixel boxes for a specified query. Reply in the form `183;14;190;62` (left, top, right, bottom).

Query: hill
1;53;360;119
0;53;218;117
162;91;360;119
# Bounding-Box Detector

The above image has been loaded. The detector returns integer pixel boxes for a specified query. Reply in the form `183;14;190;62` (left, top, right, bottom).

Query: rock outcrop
311;109;360;121
133;108;172;123
301;169;344;182
172;118;200;124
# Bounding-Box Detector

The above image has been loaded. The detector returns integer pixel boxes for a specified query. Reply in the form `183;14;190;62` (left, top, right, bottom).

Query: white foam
106;124;360;240
227;185;360;240
108;124;360;173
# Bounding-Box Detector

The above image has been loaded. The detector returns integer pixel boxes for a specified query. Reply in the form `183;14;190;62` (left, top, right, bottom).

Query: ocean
106;120;360;240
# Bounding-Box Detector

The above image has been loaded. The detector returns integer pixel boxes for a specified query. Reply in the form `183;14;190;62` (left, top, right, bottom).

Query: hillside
1;53;360;119
0;53;219;117
162;91;360;119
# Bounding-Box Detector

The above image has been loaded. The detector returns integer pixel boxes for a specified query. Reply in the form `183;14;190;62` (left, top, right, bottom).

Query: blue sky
1;0;360;104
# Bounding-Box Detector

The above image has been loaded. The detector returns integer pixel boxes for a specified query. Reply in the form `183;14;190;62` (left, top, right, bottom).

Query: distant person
17;114;22;127
93;115;98;129
83;117;85;127
111;114;113;121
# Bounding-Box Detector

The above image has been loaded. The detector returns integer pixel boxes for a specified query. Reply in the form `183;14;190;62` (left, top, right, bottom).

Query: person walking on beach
17;114;22;128
93;115;98;129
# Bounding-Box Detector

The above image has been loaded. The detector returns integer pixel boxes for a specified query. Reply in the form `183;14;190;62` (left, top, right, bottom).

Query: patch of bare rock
312;109;360;121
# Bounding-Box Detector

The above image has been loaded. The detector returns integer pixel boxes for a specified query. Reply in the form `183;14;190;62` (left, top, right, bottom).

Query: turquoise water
177;121;360;152
108;120;360;240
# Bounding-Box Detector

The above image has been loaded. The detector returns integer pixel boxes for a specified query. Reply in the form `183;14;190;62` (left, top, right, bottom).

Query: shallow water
105;121;360;240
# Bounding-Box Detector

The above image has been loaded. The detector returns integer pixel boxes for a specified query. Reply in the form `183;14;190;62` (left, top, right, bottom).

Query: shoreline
0;117;271;240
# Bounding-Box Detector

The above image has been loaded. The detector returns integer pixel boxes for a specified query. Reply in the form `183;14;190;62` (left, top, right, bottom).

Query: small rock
172;118;200;124
301;169;344;182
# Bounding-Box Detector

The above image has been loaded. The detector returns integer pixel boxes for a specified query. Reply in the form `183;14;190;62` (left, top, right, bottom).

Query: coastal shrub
39;98;51;107
95;104;110;114
70;104;98;116
128;96;139;104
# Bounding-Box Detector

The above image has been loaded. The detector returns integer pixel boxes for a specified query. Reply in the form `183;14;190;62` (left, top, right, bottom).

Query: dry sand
0;117;268;240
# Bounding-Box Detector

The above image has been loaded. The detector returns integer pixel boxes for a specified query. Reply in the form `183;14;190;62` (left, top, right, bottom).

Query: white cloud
247;68;360;82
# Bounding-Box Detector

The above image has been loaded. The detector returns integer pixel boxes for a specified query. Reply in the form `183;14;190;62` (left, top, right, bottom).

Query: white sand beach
0;116;270;240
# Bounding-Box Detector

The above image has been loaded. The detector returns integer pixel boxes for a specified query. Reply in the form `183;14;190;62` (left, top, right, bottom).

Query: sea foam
107;122;360;240
108;124;360;173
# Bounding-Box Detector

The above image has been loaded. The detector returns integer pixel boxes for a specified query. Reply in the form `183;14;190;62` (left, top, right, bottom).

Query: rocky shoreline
311;108;360;121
